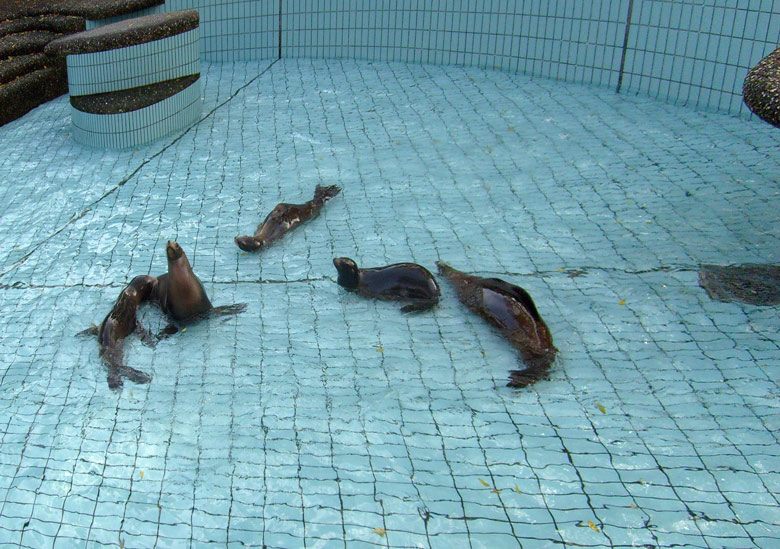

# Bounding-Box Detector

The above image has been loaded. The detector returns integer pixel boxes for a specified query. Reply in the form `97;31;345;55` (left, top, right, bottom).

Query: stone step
70;74;199;114
0;65;68;126
0;14;85;36
45;10;199;57
0;0;164;21
0;52;50;85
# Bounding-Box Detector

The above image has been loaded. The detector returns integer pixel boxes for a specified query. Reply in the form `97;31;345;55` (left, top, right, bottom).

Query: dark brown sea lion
89;275;156;391
153;241;246;326
436;261;556;388
235;184;342;252
333;257;440;313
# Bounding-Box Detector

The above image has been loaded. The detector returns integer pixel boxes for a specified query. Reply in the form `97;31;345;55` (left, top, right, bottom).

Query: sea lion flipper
209;302;248;318
117;365;152;386
156;324;179;339
507;364;551;388
481;279;542;321
77;324;99;337
136;324;157;347
400;298;439;314
107;368;123;391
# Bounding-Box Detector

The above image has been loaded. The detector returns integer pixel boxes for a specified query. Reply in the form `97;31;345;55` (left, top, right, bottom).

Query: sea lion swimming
235;184;342;252
88;275;156;390
436;261;556;388
153;241;246;327
333;257;440;313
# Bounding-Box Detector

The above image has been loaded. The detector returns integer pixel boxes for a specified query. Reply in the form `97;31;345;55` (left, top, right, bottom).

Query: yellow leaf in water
491;488;500;494
629;504;638;509
514;484;521;494
478;478;490;487
587;520;600;532
374;527;386;537
508;126;515;131
139;471;144;479
181;327;187;333
618;299;626;306
376;347;383;353
596;403;606;414
242;252;246;256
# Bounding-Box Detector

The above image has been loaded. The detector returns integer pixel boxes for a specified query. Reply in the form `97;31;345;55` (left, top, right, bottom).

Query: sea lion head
166;240;185;262
333;257;360;289
234;235;263;252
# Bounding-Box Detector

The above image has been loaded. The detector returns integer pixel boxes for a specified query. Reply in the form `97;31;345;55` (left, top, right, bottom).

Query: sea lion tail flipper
117;365;152;386
507;364;551;388
314;184;342;203
107;369;123;391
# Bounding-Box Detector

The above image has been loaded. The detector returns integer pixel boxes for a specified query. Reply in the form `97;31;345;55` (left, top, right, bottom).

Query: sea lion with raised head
88;275;156;390
333;257;440;313
235;184;342;252
153;241;246;328
436;261;556;388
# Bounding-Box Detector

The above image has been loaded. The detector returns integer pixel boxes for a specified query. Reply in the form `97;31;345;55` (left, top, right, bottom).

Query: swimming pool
2;2;780;547
1;55;778;548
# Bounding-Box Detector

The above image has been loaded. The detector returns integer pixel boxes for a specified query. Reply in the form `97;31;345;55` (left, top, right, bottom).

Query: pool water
0;58;778;548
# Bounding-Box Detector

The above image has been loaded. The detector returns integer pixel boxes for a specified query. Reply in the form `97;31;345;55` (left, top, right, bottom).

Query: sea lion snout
166;240;184;261
333;257;359;289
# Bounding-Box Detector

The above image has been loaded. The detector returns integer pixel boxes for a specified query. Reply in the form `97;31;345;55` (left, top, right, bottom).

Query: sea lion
235;184;342;252
333;257;440;313
436;261;556;388
153;240;246;326
90;275;156;390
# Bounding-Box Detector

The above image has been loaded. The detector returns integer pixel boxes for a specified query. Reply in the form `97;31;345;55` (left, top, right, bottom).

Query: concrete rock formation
744;46;780;128
0;0;164;127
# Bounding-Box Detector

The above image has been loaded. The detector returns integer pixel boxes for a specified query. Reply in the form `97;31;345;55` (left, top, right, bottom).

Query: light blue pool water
0;58;779;547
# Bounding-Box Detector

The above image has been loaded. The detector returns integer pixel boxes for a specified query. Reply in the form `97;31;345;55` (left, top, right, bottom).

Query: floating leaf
376;347;383;353
618;299;626;306
491;488;500;494
514;484;521;494
587;520;600;532
596;403;606;414
629;504;638;509
374;527;386;537
508;126;515;131
478;478;490;487
139;471;144;479
181;327;187;333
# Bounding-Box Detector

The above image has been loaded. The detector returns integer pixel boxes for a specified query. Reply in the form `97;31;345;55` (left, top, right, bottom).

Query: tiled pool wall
164;0;780;118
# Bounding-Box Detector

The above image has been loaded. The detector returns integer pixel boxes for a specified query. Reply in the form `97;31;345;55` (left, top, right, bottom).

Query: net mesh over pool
0;58;779;548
